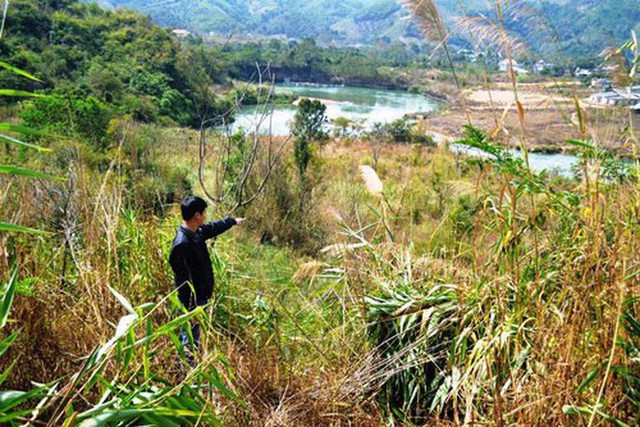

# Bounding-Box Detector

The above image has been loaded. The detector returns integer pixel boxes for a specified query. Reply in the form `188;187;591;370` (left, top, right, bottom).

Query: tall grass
2;110;638;425
328;134;637;424
1;3;639;426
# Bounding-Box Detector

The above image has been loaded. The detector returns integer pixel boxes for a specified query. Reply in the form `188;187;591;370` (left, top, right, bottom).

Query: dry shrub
221;340;382;426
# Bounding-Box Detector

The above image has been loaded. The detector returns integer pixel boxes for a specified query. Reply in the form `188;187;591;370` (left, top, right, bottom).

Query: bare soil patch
425;82;640;155
466;89;572;107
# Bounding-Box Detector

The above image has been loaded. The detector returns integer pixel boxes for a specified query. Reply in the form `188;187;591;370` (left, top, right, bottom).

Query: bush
411;130;436;146
20;93;113;149
385;118;411;143
120;93;159;123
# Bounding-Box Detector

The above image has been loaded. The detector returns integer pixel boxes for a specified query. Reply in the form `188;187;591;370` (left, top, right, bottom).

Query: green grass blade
0;265;18;328
0;358;18;386
200;371;240;401
0;134;49;151
0;61;42;82
576;363;603;393
75;407;213;426
107;286;136;315
0;222;48;234
153;309;201;336
0;389;45;419
0;165;63;180
563;405;631;427
0;123;47;136
0;89;44;98
0;331;19;357
565;139;594;150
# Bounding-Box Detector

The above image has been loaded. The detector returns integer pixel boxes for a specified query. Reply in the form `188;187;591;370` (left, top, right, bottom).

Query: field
1;112;638;424
422;79;640;156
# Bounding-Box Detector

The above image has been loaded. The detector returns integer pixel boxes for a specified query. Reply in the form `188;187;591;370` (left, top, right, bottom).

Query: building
590;89;640;106
574;68;593;78
535;60;553;73
171;29;191;37
627;86;640;94
499;59;529;74
590;78;612;91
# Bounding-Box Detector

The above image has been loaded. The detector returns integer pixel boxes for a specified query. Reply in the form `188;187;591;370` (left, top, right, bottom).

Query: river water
227;83;578;176
229;83;439;135
450;144;578;176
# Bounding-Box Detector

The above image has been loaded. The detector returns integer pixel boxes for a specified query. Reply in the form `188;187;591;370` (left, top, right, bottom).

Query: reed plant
328;136;638;424
1;3;639;426
2;106;638;426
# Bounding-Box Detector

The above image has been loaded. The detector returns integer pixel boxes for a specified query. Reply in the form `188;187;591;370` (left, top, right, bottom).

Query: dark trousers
180;299;208;349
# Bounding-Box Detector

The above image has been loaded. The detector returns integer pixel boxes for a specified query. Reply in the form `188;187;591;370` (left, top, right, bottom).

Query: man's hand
234;217;246;225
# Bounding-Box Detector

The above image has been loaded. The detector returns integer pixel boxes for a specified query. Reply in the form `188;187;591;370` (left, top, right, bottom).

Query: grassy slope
2;116;638;424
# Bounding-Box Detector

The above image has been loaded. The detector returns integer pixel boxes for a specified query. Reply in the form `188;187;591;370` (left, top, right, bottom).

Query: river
229;83;439;135
226;83;578;176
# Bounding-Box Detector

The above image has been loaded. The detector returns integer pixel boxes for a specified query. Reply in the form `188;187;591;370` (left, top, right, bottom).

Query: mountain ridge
86;0;639;57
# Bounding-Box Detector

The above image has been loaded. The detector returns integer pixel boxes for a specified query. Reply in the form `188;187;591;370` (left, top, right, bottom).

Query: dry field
424;81;640;155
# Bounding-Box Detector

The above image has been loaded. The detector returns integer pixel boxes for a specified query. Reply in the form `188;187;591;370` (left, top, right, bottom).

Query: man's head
181;196;207;226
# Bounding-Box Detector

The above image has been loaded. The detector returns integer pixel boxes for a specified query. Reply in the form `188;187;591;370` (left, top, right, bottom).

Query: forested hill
82;0;491;45
538;0;640;57
0;0;416;138
1;0;235;129
86;0;639;57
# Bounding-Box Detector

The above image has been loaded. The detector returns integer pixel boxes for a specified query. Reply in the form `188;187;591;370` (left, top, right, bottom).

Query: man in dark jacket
169;196;244;347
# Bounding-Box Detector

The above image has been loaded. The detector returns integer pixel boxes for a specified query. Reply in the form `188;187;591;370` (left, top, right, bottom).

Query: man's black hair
181;196;207;221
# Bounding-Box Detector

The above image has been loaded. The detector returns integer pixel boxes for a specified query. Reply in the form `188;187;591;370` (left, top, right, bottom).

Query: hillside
2;0;639;425
0;0;239;129
539;0;640;57
86;0;638;57
84;0;495;45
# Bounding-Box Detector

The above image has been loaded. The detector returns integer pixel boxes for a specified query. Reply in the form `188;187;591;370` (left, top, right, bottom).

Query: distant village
456;49;640;113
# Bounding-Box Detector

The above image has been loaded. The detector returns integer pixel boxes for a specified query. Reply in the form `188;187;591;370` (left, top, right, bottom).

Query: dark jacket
169;217;237;310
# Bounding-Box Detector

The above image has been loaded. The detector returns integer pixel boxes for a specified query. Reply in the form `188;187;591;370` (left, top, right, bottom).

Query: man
169;196;244;347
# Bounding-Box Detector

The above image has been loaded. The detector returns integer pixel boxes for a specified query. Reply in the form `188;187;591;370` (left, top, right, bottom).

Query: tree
332;116;352;137
385;118;411;144
291;98;327;178
290;98;327;211
20;94;112;150
291;98;327;141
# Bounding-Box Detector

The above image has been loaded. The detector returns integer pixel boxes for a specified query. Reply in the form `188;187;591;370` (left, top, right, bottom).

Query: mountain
80;0;503;43
538;0;640;57
86;0;639;57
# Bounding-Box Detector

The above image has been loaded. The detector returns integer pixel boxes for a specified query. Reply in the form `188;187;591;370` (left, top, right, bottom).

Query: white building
499;59;529;74
574;68;593;78
172;29;191;37
534;60;553;73
590;89;640;106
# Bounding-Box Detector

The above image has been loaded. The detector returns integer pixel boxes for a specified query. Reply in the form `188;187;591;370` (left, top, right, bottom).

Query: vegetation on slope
2;0;234;128
2;114;638;424
88;0;638;59
0;1;639;426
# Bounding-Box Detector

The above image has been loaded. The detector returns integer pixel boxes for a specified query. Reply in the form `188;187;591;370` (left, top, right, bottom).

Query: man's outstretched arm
200;217;245;240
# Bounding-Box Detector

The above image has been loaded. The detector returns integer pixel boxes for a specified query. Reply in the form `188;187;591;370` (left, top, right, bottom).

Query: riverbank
421;80;640;158
5;104;638;426
235;75;639;159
